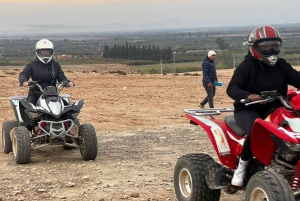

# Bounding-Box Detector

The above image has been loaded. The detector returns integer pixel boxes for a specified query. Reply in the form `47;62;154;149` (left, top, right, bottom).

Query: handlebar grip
240;98;252;103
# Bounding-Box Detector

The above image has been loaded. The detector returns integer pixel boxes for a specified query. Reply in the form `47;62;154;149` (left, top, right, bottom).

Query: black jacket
202;56;217;84
19;57;69;96
226;53;300;115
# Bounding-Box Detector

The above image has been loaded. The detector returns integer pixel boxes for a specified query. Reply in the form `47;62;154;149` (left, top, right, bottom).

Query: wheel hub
178;168;192;197
251;187;268;201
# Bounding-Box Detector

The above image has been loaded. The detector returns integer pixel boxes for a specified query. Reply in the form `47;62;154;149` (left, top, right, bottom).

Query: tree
216;37;230;50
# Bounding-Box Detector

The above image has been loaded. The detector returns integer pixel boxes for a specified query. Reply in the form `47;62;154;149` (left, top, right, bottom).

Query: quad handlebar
240;90;294;110
19;81;77;94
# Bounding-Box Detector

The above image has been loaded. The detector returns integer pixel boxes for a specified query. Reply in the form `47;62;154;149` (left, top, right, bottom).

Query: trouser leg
234;110;261;161
208;85;216;108
200;84;215;108
27;95;38;106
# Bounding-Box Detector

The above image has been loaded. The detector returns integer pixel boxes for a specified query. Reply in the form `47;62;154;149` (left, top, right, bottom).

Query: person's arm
202;60;211;85
56;63;74;86
19;64;32;86
226;67;252;101
285;62;300;89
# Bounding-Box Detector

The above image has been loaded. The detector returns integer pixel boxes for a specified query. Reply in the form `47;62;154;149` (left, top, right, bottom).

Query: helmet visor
256;40;281;55
37;49;53;57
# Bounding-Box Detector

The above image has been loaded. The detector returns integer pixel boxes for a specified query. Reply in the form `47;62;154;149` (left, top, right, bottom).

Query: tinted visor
37;49;53;57
255;40;281;55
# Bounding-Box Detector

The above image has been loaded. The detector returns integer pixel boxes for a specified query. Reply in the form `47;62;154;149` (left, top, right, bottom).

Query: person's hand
22;81;28;87
207;83;213;87
68;82;75;87
248;94;261;101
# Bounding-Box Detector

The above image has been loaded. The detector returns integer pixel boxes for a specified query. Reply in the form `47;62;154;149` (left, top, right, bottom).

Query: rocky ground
0;63;280;201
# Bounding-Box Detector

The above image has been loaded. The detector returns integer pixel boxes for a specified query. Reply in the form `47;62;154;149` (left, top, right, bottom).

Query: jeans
234;110;261;161
27;95;39;106
200;83;216;108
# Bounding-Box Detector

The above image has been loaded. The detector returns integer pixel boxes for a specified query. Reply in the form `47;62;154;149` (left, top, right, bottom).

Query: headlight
284;141;300;151
26;111;43;119
70;113;79;118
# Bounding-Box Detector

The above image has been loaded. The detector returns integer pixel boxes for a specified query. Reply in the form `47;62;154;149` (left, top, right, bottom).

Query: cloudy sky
0;0;299;33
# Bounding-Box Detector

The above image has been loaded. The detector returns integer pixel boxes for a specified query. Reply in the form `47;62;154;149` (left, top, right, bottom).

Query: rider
226;25;300;186
19;39;74;106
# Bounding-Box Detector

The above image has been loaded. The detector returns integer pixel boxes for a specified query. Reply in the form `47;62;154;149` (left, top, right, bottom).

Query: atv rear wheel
246;171;295;201
174;153;221;201
12;126;31;164
79;124;98;160
2;121;18;153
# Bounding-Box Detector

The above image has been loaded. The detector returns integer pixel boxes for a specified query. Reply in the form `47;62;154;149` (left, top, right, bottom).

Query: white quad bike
2;81;98;164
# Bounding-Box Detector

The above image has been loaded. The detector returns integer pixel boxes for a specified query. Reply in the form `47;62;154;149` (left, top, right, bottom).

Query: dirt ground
1;64;298;201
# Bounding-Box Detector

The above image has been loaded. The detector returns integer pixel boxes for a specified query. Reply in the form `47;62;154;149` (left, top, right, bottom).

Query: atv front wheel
79;124;98;160
246;171;295;201
2;121;18;153
12;126;31;164
174;154;221;201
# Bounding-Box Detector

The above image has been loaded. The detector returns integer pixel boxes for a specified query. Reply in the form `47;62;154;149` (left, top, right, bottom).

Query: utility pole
232;53;236;69
173;53;176;64
173;52;176;73
160;59;162;74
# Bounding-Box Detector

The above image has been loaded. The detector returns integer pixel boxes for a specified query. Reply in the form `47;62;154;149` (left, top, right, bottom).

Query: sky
0;0;299;33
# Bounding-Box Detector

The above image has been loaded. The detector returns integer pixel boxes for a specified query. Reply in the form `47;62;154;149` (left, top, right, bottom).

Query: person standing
199;50;217;108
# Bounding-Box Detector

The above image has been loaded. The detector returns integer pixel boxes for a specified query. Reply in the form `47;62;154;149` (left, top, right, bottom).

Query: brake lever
245;99;268;106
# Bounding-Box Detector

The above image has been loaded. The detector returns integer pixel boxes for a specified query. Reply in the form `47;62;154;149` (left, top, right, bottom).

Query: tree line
102;41;173;61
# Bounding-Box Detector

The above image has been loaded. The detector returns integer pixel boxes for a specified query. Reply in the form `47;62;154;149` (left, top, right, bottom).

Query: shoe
231;170;246;186
199;104;204;109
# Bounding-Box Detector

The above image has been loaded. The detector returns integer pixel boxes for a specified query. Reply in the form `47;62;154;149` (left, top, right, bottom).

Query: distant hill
1;21;300;36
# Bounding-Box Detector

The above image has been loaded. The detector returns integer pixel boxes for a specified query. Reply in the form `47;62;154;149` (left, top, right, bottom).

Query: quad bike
2;81;98;164
173;89;300;201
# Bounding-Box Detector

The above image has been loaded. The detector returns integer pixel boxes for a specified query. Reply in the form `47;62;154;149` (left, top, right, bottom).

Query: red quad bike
174;89;300;201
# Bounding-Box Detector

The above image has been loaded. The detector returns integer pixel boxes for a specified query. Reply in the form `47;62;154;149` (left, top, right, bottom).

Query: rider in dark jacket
19;39;74;105
227;25;300;187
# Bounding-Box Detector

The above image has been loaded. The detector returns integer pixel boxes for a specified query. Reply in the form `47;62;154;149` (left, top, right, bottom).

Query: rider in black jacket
227;25;300;186
19;39;74;105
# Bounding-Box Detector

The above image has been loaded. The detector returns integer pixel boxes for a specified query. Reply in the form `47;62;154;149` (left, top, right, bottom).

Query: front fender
251;118;298;165
72;99;84;111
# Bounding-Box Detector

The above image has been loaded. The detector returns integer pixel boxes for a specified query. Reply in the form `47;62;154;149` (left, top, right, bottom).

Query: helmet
247;25;282;66
35;39;54;64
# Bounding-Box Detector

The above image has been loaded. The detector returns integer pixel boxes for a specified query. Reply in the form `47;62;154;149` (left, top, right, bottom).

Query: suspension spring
290;161;300;191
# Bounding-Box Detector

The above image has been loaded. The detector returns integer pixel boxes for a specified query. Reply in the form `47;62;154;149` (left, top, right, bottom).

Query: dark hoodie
202;56;217;84
19;57;69;96
226;53;300;115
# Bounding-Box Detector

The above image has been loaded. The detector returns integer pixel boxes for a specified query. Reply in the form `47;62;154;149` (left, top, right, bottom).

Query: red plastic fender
251;118;298;165
185;114;239;169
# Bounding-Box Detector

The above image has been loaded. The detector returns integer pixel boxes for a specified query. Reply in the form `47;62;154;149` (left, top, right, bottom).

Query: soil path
3;64;297;200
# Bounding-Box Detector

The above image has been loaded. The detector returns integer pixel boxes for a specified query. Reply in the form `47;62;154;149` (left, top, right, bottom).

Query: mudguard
19;100;37;112
185;114;240;169
205;161;233;189
251;118;298;165
72;99;84;111
19;99;84;119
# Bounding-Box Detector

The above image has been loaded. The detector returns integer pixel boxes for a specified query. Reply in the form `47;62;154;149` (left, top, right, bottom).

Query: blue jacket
202;56;217;84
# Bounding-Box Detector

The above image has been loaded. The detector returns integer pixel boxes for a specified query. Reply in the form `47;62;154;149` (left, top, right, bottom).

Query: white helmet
35;39;54;64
